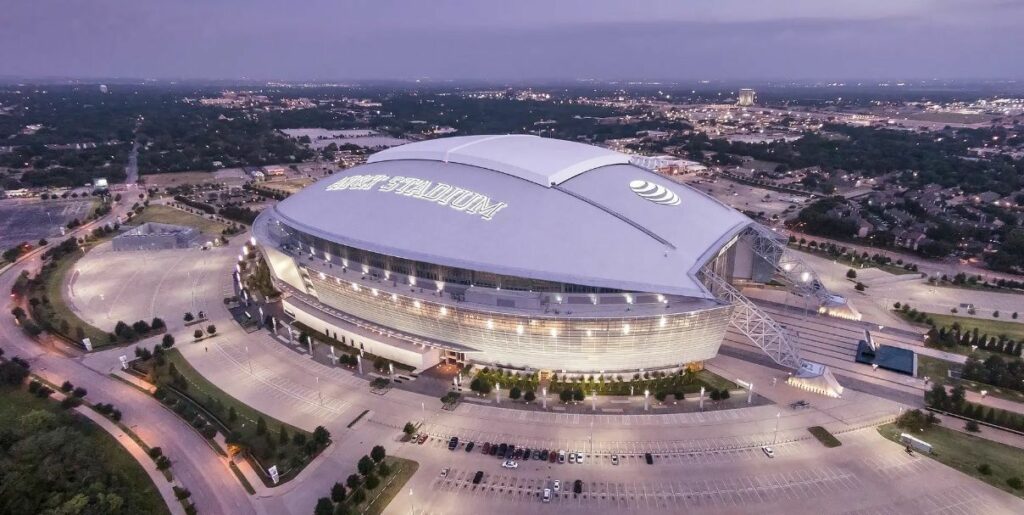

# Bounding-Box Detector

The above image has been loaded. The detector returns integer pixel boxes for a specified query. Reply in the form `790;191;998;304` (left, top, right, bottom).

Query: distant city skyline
2;0;1023;81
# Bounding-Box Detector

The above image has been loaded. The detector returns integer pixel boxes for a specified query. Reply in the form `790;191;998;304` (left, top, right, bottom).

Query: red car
417;434;428;445
482;442;491;454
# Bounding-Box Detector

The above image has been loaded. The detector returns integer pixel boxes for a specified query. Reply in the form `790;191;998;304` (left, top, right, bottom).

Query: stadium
253;135;833;384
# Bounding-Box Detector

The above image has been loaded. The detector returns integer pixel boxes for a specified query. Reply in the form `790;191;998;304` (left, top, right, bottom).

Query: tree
377;461;391;477
256;416;267;435
846;269;857;279
184;312;194;322
371;445;386;463
573;389;585;402
357;455;374;476
151;317;165;331
162;333;175;348
719;389;730;400
313;425;330;446
228;406;238;423
509;386;522;400
524;390;536;403
854;282;866;292
206;324;217;335
314;497;334;515
965;420;980;432
194;329;203;339
330;482;347;503
60;380;74;392
403;422;416;436
0;361;30;385
559;389;573;403
346;474;361;489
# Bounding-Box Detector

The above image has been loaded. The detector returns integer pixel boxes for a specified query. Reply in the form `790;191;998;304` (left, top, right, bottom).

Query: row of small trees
314;445;390;515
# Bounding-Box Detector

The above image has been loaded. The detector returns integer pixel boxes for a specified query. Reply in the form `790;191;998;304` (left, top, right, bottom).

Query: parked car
522;448;531;461
547;450;556;463
482;442;491;454
645;452;654;465
558;450;566;464
573;479;583;495
568;452;577;464
611;454;619;466
440;468;448;478
473;471;484;484
762;446;775;458
465;441;475;453
505;446;516;460
553;479;561;492
542;488;552;503
513;448;523;460
417;434;428;444
448;437;459;450
490;444;499;456
502;460;519;469
533;449;542;460
497;443;507;456
576;452;585;465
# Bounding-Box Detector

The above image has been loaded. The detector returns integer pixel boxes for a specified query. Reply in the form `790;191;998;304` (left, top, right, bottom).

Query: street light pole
773;412;781;445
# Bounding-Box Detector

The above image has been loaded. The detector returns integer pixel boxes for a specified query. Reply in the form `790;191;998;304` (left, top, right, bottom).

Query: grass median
126;204;228;238
136;348;327;485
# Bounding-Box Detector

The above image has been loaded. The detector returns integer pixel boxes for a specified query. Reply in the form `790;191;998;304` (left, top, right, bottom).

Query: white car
576;452;585;465
558;450;566;464
568;452;577;464
440;468;448;478
502;460;519;469
553;479;561;492
611;454;619;465
542;488;552;503
762;446;775;458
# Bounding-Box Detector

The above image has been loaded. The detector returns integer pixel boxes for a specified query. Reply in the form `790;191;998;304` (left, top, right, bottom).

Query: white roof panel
367;134;631;187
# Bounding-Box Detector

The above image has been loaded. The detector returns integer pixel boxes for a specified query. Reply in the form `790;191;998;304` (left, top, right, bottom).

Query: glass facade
260;214;735;372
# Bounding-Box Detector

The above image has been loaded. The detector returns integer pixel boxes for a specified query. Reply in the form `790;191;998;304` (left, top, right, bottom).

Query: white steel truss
746;224;833;305
699;268;802;369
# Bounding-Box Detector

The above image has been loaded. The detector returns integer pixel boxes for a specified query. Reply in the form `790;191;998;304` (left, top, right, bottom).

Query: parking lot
398;429;1023;515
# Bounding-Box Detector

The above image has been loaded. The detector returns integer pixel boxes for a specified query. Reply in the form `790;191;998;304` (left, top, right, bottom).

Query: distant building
112;222;198;252
263;166;287;177
737;89;756;107
99;84;109;94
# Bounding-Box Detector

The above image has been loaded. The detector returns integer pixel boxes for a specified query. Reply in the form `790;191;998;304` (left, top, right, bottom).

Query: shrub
350;488;366;505
977;463;992;475
148;447;163;459
156;455;171;470
173;486;192;500
509;386;522;400
378;461;391;477
965;420;980;432
572;389;584;402
1007;477;1022;490
403;422;416;435
206;324;216;335
72;386;88;398
60;380;74;392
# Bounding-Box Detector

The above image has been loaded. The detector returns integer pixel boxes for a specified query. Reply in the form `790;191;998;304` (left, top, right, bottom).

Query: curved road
0;198;255;515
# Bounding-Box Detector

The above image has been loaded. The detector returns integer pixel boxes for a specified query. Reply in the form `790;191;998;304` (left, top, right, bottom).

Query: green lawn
0;385;171;515
127;204;227;237
877;422;1024;498
142;349;318;484
359;457;419;515
916;355;953;381
31;243;114;348
471;367;738;398
923;312;1024;341
807;426;842;448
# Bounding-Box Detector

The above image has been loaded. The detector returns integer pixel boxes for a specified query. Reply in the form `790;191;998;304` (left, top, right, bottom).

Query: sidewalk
74;403;186;515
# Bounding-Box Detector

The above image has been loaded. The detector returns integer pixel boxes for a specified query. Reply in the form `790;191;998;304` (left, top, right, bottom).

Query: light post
409;488;414;515
644;389;650;411
591;390;596;411
773;412;781;444
316;376;322;406
245;345;253;375
496;383;501;404
542;386;548;409
699;386;705;411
